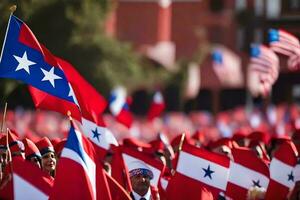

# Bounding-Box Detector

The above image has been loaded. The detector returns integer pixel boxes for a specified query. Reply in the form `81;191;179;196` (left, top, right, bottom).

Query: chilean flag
0;15;76;105
12;157;54;200
109;87;133;128
147;91;165;121
226;147;270;199
167;142;230;199
265;141;298;200
122;146;165;189
50;120;101;199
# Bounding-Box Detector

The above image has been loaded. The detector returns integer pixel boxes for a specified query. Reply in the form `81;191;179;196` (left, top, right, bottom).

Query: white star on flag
41;67;62;87
68;83;80;107
13;51;36;74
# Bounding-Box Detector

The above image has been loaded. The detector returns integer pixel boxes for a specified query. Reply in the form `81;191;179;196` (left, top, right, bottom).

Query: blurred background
0;0;300;141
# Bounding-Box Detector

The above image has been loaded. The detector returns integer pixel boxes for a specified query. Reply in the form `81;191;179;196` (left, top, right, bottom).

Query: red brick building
106;0;300;111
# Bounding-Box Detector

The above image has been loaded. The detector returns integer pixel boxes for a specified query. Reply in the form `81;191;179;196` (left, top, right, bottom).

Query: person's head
128;160;153;196
23;138;41;168
36;137;56;176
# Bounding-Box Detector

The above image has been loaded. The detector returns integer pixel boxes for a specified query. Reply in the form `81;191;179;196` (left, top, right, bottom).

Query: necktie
140;198;146;200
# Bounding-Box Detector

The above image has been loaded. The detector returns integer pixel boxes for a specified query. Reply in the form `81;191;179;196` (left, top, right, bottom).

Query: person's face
41;152;56;174
130;174;151;196
29;156;41;169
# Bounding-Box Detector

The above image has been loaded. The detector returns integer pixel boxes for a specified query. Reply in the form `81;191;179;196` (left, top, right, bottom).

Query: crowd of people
0;103;300;199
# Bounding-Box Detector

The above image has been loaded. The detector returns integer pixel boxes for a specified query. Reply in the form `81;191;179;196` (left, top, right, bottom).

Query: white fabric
177;151;229;190
270;158;295;188
13;174;48;200
81;118;118;150
123;153;161;187
228;161;269;190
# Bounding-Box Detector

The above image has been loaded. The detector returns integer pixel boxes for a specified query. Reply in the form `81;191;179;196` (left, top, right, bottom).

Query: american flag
248;44;279;96
211;45;243;87
269;29;300;57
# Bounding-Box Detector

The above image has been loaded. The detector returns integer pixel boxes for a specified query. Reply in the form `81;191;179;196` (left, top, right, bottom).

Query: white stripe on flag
270;158;295;188
177;151;229;190
13;174;48;200
228;161;269;189
122;153;161;187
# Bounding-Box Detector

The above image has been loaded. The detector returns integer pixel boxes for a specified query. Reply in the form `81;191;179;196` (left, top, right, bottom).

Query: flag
226;147;270;199
29;57;117;157
49;120;111;200
122;146;165;189
0;15;76;105
109;86;133;128
268;29;300;57
185;62;201;99
12;157;54;200
288;53;300;71
248;44;279;96
105;172;131;200
265;141;298;200
167;142;230;199
211;45;243;87
147;90;165;121
110;145;133;192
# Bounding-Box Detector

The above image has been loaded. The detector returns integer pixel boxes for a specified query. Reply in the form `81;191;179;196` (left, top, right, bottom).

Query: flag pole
1;102;8;133
0;5;17;63
178;133;186;152
6;128;12;163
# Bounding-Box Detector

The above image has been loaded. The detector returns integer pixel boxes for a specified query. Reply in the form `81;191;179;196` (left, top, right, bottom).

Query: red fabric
116;109;133;129
110;145;132;192
166;173;214;200
105;172;131;200
265;141;298;200
23;138;40;158
147;91;165;121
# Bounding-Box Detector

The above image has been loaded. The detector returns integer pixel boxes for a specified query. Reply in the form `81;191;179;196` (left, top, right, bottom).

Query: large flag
248;44;279;96
147;90;165;121
265;141;298;200
49;120;111;200
29;58;117;157
211;45;243;87
109;86;133;128
226;147;270;199
12;157;54;200
167;142;230;199
0;15;77;105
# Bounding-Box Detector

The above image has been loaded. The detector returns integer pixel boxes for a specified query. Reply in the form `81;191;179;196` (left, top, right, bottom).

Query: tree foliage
0;0;171;102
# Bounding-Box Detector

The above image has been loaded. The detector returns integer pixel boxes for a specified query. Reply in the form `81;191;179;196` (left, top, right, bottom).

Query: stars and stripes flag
248;44;279;96
269;29;300;57
109;86;133;128
265;141;298;200
0;15;77;106
226;147;270;199
268;29;300;71
211;45;243;87
167;142;230;199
